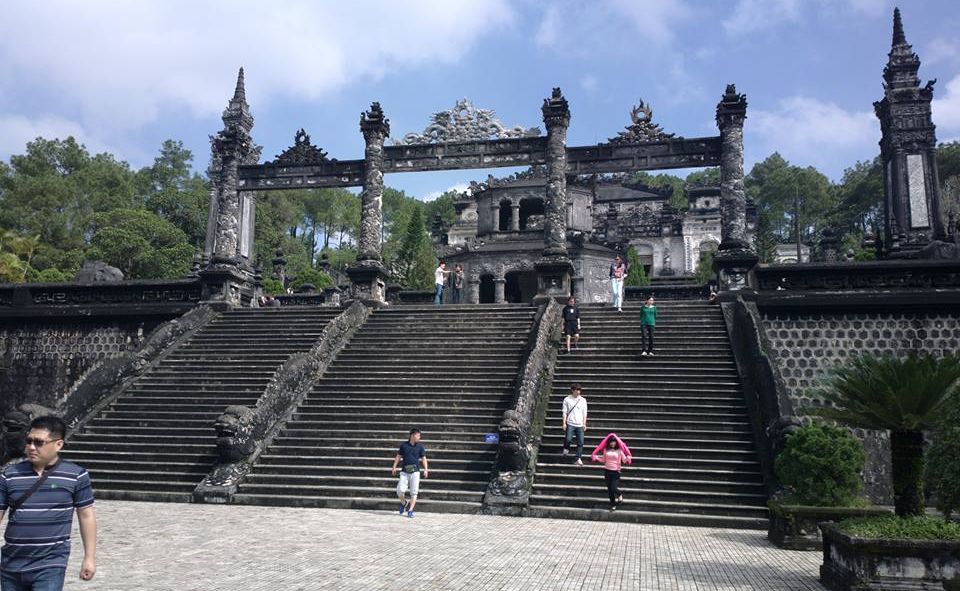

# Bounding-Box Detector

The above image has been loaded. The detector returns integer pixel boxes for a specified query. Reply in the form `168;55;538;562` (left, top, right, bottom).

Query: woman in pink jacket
591;432;632;511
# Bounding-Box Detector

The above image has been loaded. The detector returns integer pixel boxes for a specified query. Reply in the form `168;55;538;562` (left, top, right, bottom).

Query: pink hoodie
590;432;633;470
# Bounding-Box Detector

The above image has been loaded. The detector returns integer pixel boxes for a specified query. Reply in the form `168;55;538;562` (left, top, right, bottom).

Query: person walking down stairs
561;384;588;465
591;433;632;511
391;428;429;518
609;255;628;312
561;296;581;353
640;296;658;356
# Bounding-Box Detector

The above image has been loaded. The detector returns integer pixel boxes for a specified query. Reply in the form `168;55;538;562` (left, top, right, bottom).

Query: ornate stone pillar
712;84;758;291
534;88;574;302
491;202;501;232
494;278;506;304
346;102;391;304
201;68;262;307
467;274;480;304
511;203;520;232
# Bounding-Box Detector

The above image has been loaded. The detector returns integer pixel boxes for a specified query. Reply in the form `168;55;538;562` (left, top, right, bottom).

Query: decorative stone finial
542;87;570;128
716;84;747;128
892;7;906;47
233;67;246;103
360;102;390;137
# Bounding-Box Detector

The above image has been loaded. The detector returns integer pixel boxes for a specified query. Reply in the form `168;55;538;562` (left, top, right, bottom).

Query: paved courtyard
61;500;824;591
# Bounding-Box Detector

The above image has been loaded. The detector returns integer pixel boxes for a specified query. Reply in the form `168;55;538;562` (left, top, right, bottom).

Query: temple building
436;168;756;304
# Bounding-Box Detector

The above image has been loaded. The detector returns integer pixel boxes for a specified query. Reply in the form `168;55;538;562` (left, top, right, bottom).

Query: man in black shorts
561;296;580;353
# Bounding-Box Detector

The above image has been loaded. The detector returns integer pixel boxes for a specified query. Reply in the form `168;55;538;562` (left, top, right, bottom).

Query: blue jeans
434;284;444;304
564;425;585;460
1;568;66;591
611;278;623;309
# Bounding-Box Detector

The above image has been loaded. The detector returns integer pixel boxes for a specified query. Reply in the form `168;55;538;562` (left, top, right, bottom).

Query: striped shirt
0;459;94;573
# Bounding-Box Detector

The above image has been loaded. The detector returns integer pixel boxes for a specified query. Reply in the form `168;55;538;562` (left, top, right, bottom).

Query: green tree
811;354;960;517
390;204;434;288
695;249;715;285
86;209;193;279
775;424;866;506
136;140;209;246
625;247;650;286
925;393;960;519
754;210;778;264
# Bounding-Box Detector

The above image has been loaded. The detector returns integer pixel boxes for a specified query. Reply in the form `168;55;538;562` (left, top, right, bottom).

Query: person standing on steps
591;433;632;511
609;255;628;312
451;264;465;304
640;296;657;356
561;384;588;465
391;428;429;518
434;261;451;305
0;416;97;590
561;296;581;353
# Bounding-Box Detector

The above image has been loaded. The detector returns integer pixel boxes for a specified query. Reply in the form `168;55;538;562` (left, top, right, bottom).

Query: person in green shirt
640;296;657;356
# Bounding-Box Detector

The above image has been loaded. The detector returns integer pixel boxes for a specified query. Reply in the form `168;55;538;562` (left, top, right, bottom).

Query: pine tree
754;210;778;263
625;247;650;287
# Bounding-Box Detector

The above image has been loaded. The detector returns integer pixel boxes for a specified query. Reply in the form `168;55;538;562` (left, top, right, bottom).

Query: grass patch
838;515;960;540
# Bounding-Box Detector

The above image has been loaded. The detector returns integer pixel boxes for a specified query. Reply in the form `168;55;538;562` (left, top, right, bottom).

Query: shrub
261;278;285;296
925;393;960;519
838;515;960;540
775;424;866;507
288;268;333;292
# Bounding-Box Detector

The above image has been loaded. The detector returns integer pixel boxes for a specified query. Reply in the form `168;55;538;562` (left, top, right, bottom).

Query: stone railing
754;259;960;292
483;299;561;513
58;305;218;431
720;296;797;496
194;301;372;502
0;278;203;317
273;286;341;307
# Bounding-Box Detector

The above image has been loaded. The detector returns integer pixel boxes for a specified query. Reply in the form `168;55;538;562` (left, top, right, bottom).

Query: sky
1;0;959;200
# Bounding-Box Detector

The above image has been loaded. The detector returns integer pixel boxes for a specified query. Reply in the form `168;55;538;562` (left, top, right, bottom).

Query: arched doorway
519;197;544;230
498;199;513;231
479;274;496;303
632;243;654;277
504;270;538;303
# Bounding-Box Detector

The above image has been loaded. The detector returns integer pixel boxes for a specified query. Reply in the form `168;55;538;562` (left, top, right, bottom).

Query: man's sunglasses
23;438;61;448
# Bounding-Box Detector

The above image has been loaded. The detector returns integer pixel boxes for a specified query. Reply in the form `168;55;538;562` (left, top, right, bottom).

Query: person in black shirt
391;428;429;518
561;296;581;353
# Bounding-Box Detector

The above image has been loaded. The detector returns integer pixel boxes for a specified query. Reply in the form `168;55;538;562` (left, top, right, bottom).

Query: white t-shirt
563;395;588;427
435;266;445;286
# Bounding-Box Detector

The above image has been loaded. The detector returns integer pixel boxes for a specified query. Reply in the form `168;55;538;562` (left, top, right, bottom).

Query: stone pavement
61;500;825;591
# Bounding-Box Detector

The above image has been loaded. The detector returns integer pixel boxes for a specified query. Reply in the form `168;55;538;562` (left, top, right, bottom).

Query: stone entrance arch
201;71;752;305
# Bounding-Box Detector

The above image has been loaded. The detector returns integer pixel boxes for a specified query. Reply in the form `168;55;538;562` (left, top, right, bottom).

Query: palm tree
811;354;960;517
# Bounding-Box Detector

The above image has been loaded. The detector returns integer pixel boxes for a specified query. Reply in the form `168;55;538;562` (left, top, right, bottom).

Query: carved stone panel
906;153;929;229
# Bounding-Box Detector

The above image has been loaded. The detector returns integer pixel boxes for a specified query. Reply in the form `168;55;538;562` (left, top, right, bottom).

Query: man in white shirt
434;261;450;305
561;384;588;465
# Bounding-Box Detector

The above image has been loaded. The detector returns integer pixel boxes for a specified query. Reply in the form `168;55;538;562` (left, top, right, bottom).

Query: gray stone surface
62;500;825;591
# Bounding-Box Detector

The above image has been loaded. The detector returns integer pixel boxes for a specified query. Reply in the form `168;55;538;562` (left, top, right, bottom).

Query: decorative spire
233;67;246;104
892;7;906;47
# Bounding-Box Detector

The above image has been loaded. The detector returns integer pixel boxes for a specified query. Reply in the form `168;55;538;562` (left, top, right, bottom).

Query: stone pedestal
200;258;254;308
467;276;480;304
345;260;389;306
712;249;758;291
534;256;574;303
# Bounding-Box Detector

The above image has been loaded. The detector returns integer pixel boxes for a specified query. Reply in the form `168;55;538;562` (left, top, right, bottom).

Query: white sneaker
575;459;583;466
641;351;648;356
648;351;655;356
561;448;569;456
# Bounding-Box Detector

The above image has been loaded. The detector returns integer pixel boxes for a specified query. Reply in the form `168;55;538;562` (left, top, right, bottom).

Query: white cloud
723;0;887;35
0;114;106;159
748;96;878;177
933;74;960;133
579;75;599;94
424;183;470;202
0;1;515;135
534;0;691;51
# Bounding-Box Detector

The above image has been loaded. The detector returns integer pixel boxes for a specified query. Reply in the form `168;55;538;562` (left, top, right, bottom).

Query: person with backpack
609;254;628;312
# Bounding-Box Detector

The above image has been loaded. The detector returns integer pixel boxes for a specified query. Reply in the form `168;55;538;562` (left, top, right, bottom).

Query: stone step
274;431;500;445
531;473;766;495
230;493;481;514
321;369;518;379
269;437;497;450
536;445;759;462
317;377;516;387
302;390;513;401
521;504;766;530
234;484;484;506
63;449;217;464
113;395;261;406
527;494;768;520
70;458;213;474
242;472;489;490
544;408;749;421
552;385;742;395
533;462;763;483
280;420;498;433
530;482;766;506
258;449;496;464
295;402;512;412
89;490;194;503
292;411;505;423
87;475;203;493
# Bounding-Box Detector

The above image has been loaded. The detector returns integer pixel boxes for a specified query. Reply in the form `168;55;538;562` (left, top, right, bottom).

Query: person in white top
434;261;450;305
561;384;588;465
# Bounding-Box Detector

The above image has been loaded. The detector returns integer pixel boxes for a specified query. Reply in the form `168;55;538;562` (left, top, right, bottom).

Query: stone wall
0;317;169;418
758;309;960;502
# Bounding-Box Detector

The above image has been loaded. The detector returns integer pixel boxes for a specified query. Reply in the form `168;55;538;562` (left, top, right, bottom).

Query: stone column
346;102;391;305
712;84;758;291
534;88;575;302
201;68;261;307
511;203;520;231
467;274;480;304
491;202;501;232
494;278;506;304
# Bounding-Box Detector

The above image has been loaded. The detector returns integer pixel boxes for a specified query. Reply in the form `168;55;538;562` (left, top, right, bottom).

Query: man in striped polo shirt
0;416;96;590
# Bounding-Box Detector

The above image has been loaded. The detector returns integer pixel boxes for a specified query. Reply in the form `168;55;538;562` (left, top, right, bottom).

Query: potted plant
768;423;889;550
812;354;960;591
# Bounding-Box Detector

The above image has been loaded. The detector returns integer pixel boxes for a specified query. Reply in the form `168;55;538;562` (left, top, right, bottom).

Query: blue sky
2;0;959;200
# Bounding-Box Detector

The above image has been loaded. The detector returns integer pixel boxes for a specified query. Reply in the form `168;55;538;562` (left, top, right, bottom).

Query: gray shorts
397;471;421;498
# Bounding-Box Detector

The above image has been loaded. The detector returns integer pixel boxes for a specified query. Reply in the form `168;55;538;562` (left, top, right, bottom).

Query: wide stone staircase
63;307;342;502
529;302;768;529
233;305;537;513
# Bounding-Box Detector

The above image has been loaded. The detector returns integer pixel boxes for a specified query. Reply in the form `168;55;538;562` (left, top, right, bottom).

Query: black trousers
604;469;621;504
641;324;655;352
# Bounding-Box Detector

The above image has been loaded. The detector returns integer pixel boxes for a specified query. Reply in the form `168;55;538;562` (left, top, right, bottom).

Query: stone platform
62;500;824;590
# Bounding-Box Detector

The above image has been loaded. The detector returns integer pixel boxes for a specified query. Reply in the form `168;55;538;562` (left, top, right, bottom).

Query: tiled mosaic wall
0;319;162;417
760;311;960;502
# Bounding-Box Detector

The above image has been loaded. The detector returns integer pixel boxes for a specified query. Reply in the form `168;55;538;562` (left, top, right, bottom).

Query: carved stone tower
874;8;946;257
